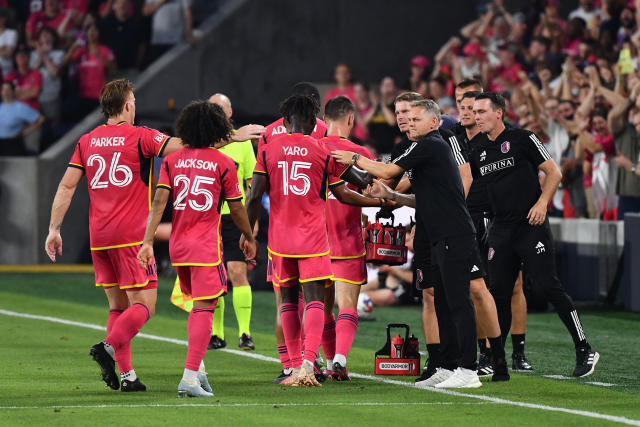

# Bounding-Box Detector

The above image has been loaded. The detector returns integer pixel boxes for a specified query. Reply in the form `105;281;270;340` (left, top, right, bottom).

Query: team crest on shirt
501;141;511;153
488;247;495;261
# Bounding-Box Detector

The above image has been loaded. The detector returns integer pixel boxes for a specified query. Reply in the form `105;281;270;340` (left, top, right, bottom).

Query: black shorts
221;214;245;263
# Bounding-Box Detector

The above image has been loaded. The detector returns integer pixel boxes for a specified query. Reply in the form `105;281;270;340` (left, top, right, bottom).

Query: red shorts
175;264;228;301
269;252;333;288
92;245;157;290
331;256;367;285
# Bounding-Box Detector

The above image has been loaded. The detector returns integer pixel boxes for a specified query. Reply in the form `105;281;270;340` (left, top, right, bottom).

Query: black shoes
415;358;437;383
89;342;119;390
477;352;494;377
491;356;510;382
512;352;534;371
121;378;147;392
573;346;600;377
238;333;255;351
272;370;291;384
330;362;351;381
208;335;226;350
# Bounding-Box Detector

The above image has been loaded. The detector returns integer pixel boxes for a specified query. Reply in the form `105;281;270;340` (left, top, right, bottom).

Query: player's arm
528;158;562;226
459;162;473;198
245;172;266;230
366;180;416;208
228;200;257;261
332;150;404;180
45;167;84;262
340;165;375;189
329;182;389;207
159;137;184;156
137;188;170;269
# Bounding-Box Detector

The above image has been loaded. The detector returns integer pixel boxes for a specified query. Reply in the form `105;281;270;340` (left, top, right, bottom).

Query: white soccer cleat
197;371;213;393
434;367;482;388
415;368;454;388
178;379;214;397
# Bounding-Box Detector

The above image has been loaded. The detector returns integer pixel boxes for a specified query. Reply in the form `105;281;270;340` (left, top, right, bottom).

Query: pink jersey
254;133;344;257
158;148;242;266
69;122;170;250
321;136;375;258
259;117;327;152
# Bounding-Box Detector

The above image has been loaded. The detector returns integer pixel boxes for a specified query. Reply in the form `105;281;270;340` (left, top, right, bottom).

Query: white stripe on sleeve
529;134;551;161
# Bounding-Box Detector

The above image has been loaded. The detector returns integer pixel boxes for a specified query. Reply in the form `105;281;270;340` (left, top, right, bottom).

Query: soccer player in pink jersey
246;94;384;386
138;101;257;397
320;96;376;381
45;79;184;392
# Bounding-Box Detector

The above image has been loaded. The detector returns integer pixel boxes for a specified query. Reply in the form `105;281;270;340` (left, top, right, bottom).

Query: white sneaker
435;367;482;388
197;371;213;393
415;368;454;388
178;379;214;397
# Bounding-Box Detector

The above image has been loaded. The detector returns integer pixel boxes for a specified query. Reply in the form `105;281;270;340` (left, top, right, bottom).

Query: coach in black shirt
469;92;599;378
333;99;481;389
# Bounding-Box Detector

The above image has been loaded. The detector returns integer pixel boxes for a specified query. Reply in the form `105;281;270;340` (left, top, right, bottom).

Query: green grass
1;273;640;426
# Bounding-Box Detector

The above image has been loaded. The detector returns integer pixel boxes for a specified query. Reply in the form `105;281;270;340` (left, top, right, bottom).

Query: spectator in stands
25;0;71;48
367;76;398;158
143;0;195;63
324;62;355;106
30;27;64;123
0;81;44;156
99;0;136;19
453;39;486;82
99;0;141;70
569;0;604;32
0;7;18;76
4;45;43;112
403;55;429;97
63;22;115;116
352;80;372;144
60;0;88;27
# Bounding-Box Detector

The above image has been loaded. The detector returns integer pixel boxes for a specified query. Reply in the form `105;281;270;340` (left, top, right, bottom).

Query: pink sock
278;344;292;369
105;303;149;366
107;309;132;373
321;313;336;361
303;301;325;363
281;302;302;367
335;309;359;358
185;306;215;371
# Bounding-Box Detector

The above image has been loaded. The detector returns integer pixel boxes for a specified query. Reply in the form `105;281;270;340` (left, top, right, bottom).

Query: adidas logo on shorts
470;265;480;273
535;241;545;254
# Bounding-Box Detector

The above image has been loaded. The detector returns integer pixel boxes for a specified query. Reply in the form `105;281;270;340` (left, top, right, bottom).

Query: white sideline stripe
0;402;489;410
1;309;639;426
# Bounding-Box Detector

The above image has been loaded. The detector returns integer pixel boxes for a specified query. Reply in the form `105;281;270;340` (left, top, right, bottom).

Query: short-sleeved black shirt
393;129;475;241
468;127;551;223
457;130;492;217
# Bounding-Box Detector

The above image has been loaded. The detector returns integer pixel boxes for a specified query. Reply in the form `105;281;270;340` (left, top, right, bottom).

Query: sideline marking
1;308;638;426
0;265;94;273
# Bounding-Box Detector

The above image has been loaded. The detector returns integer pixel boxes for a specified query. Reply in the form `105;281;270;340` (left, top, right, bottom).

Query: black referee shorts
221;215;246;263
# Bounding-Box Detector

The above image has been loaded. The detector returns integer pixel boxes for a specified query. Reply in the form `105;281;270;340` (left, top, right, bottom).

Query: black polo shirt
393;129;475;241
457;130;492;218
468;127;551;223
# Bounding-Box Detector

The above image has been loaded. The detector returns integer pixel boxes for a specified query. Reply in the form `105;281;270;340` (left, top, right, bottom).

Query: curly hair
279;94;318;129
175;101;233;148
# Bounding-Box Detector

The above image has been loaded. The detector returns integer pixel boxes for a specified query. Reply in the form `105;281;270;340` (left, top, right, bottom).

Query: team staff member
457;90;532;372
334;99;482;389
138;101;258;397
208;93;256;351
470;92;599;377
45;78;184;392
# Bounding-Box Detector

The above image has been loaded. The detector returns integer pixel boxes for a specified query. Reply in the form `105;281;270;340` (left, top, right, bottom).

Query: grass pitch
1;272;639;426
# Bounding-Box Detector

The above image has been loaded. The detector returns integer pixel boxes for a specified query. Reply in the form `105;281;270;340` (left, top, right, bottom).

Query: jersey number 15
277;160;312;196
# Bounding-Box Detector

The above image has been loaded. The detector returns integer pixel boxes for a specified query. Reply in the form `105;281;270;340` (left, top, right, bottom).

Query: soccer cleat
573;347;600;377
89;342;119;390
197;371;212;393
415;358;438;383
491;357;510;382
121;378;146;392
435;367;482;388
207;335;226;350
238;333;255;351
512;352;533;371
178;379;214;398
272;370;291;384
415;368;453;388
313;359;327;383
330;362;351;381
477;353;494;377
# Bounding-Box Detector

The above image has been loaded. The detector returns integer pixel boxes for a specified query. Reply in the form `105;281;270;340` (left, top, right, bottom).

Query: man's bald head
208;93;232;118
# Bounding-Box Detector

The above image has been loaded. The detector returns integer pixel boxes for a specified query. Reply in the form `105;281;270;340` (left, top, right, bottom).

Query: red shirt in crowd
72;45;115;99
158;147;242;266
254;133;344;257
4;69;43;110
68;122;170;250
25;10;69;41
323;86;356;107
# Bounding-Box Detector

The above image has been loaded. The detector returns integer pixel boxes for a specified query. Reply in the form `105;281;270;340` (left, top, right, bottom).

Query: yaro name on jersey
176;158;218;171
90;137;125;147
282;146;308;156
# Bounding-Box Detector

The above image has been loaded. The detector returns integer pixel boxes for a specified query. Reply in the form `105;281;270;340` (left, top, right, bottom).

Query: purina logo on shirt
480;150;487;161
536;241;545;254
501;141;511;153
488;247;495;260
479;157;515;176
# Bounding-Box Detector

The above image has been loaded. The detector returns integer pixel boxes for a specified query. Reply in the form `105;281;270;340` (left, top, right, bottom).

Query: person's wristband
351;153;360;166
391;192;397;201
